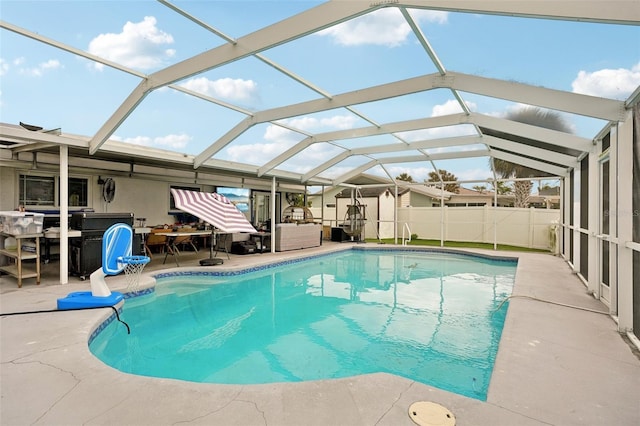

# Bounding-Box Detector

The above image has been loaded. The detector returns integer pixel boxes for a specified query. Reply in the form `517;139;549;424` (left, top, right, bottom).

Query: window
66;177;89;207
19;174;55;206
19;174;89;208
216;187;250;212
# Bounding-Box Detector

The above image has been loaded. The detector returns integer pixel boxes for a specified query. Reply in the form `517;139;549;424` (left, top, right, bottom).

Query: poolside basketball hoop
120;255;150;292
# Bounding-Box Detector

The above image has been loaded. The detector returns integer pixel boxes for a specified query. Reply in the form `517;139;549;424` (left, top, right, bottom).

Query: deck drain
408;401;455;426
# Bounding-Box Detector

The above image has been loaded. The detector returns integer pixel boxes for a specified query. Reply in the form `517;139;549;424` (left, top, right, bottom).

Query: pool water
90;250;516;400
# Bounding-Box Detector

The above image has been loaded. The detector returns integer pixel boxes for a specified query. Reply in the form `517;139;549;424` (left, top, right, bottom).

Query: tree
490;180;512;195
426;169;460;193
472;185;487;193
396;173;414;183
491;107;571;207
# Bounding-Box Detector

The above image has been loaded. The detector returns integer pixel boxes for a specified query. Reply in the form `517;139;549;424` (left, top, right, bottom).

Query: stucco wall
0;167;215;227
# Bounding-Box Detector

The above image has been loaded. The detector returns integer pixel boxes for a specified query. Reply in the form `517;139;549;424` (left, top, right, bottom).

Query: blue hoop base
57;291;124;310
120;255;150;265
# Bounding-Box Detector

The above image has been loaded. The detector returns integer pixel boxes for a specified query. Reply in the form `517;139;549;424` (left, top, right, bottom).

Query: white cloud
226;141;295;164
88;16;175;70
432;99;473;116
387;165;433;182
117;135;153;146
572;63;640;100
318;115;358;129
180;77;258;102
455;167;491;182
115;133;191;150
0;59;8;76
318;164;358;179
225;137;343;171
396;99;477;141
263;114;358;143
263;124;301;144
318;8;448;47
17;59;62;77
154;133;191;149
227;114;356;168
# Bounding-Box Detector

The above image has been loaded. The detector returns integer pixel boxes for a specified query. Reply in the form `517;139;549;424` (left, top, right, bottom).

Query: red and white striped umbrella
170;189;257;233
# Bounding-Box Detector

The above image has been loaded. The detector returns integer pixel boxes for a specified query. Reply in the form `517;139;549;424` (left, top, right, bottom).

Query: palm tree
490;180;512;195
492;108;571;207
492;159;536;208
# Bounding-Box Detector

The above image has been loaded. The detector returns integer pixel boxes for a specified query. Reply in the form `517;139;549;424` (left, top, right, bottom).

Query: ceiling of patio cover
0;1;637;188
170;189;257;233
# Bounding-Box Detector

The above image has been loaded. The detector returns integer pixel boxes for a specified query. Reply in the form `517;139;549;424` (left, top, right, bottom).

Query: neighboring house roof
539;186;561;196
335;186;394;198
456;187;495;197
401;185;454;200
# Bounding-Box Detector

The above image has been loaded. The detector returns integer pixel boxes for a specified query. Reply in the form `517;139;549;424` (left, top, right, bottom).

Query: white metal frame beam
301;135;484;182
490;149;568;176
332;149;490;185
3;0;633;192
0;125;89;148
395;0;640;25
482;135;578;168
89;0;378;154
259;110;589;181
469;113;594;152
257;114;472;177
196;72;622;167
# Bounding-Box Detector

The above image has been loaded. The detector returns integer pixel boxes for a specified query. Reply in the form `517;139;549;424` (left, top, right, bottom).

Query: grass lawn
368;238;550;253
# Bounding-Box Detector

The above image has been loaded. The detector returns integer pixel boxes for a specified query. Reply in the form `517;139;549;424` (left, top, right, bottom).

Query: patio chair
173;229;199;253
145;229;169;258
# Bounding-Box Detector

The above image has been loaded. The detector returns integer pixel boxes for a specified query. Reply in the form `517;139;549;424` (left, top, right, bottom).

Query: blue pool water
90;249;516;400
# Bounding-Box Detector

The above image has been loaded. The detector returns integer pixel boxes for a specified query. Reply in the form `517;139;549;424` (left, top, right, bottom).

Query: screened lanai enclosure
0;2;639;340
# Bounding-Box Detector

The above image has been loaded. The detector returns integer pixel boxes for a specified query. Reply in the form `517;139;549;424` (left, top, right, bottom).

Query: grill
69;213;135;280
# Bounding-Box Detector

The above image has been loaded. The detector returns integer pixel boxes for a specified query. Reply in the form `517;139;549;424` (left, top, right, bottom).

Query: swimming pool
90;249;516;400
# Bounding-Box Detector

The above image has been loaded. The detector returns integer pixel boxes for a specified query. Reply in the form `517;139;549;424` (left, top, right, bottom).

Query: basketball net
121;255;150;292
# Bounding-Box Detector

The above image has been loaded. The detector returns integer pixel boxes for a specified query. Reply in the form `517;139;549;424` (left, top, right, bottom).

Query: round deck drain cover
408;401;455;426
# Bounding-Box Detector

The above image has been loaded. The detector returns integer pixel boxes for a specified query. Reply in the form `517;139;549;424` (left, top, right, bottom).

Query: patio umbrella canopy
170;189;257;233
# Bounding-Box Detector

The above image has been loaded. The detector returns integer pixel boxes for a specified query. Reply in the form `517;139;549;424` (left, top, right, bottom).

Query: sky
1;1;639;191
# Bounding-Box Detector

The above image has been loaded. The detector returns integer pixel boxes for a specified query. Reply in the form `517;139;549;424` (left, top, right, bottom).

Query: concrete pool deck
1;243;639;425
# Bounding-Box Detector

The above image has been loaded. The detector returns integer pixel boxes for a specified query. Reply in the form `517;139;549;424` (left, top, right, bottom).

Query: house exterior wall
0;165;17;212
0;159;214;227
378;191;395;239
398;192;411;207
409;192;439;207
307;186;342;226
446;194;493;206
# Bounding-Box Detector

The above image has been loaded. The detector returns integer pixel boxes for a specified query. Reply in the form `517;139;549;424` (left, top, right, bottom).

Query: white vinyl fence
390;206;560;250
312;205;560;251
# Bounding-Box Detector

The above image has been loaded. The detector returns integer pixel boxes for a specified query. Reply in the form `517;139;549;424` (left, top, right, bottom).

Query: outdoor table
155;230;213;266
